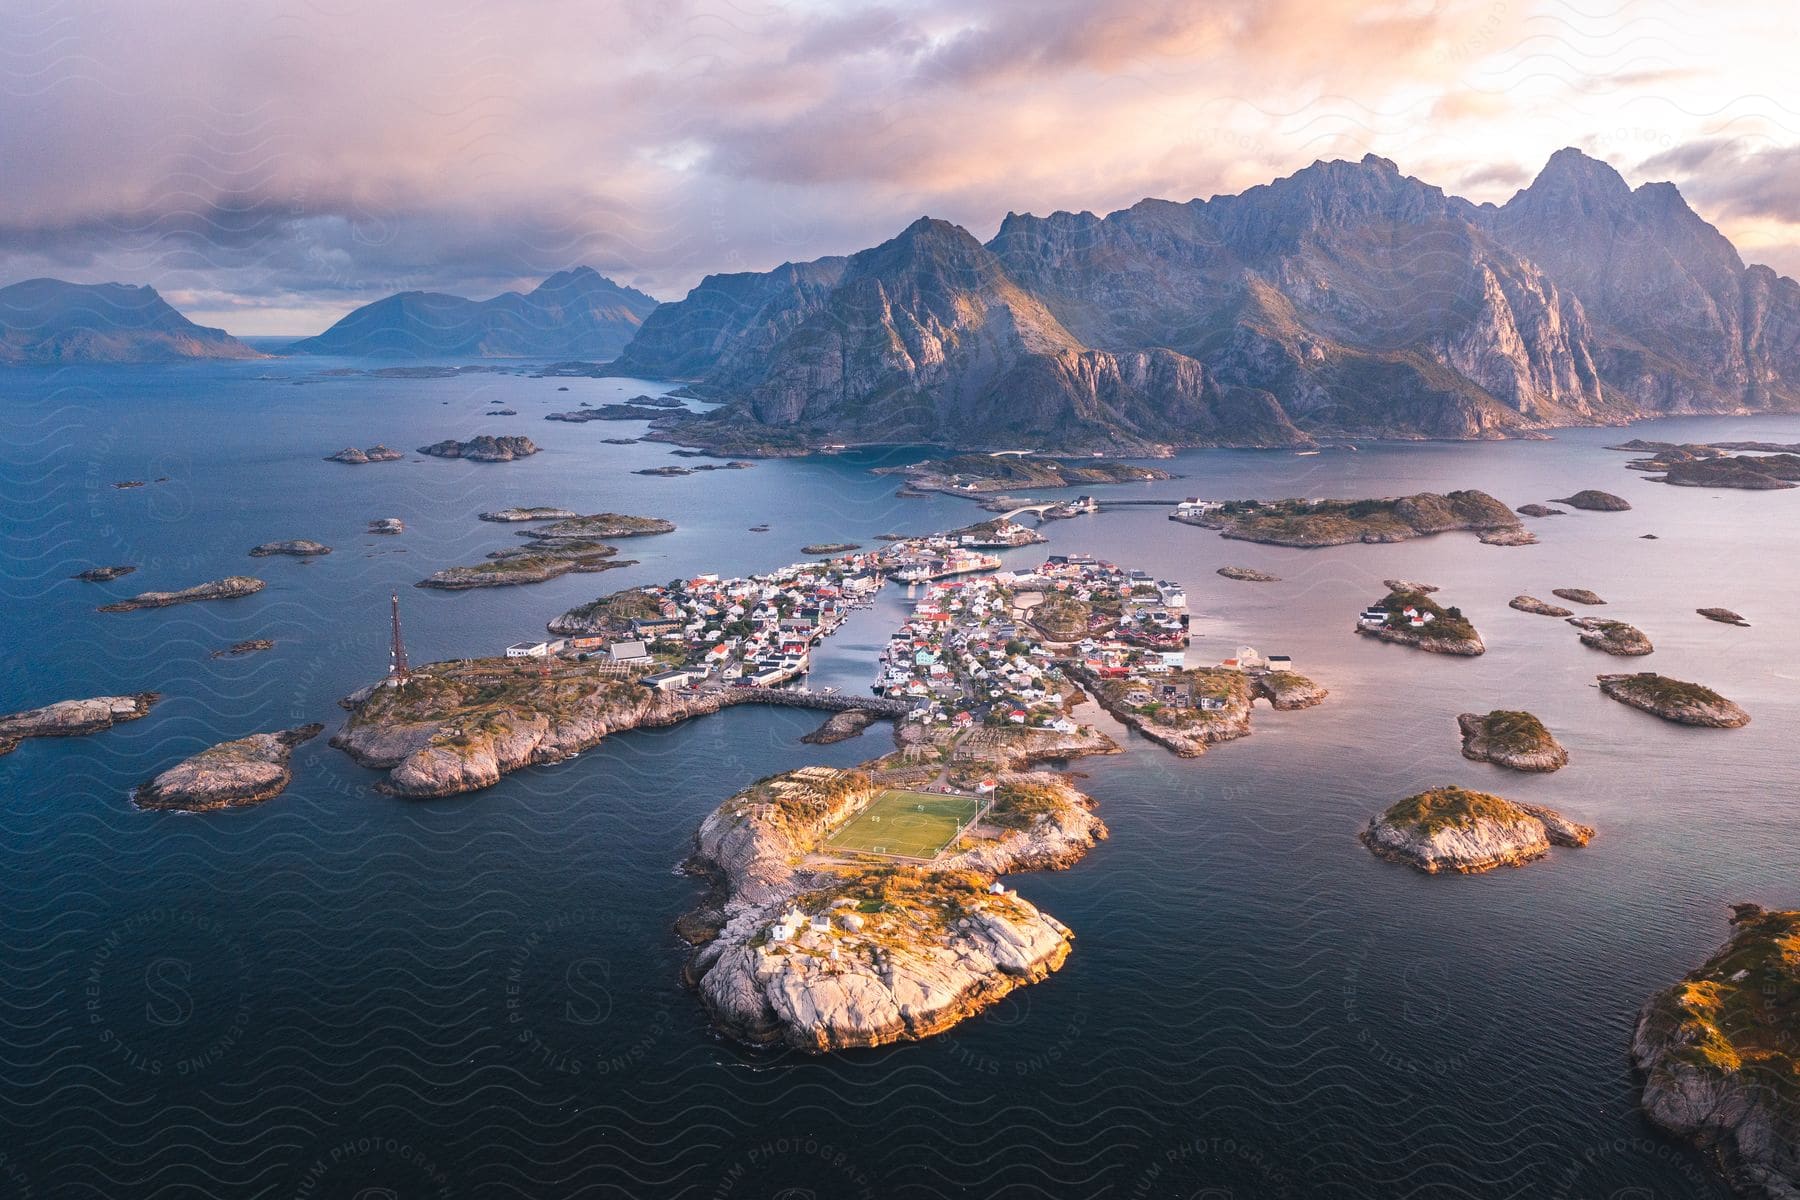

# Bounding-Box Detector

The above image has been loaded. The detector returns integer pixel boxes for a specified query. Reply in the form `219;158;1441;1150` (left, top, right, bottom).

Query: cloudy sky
4;0;1798;334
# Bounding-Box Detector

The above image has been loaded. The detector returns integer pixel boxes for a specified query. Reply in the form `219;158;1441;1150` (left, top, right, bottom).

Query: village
489;521;1068;698
470;517;1310;773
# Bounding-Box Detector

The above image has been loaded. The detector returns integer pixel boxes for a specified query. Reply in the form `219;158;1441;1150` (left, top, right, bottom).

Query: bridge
997;496;1187;521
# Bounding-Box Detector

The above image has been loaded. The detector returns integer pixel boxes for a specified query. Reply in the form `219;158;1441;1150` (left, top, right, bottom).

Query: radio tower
388;591;411;683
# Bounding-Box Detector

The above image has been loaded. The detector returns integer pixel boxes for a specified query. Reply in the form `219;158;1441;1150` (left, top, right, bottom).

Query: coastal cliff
683;767;1103;1051
1634;904;1800;1199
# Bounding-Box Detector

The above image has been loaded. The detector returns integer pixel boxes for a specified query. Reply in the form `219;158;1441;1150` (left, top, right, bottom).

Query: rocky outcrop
1698;608;1750;627
133;725;322;812
249;539;331;557
1554;489;1631;511
799;709;880;744
1253;671;1328;709
1569;616;1654;656
0;693;159;755
1510;594;1574;617
478;507;578;522
1516;503;1564;517
683;768;1103;1051
211;638;274;658
1218;566;1281;582
1599;673;1750;728
1457;710;1569;772
1360;786;1592;874
98;576;264;611
417;435;538;462
72;565;136;581
367;518;405;534
1553;587;1606;605
324;445;404;464
1633;904;1800;1200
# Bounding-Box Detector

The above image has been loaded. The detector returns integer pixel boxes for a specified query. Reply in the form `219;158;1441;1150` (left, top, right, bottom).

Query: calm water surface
2;358;1797;1198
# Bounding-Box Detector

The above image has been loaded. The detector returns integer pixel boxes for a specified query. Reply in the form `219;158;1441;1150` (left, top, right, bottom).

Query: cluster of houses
872;553;1196;734
874;571;1081;733
504;552;890;690
1359;600;1433;630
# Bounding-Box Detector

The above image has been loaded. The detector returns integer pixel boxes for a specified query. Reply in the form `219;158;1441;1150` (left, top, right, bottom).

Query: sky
3;0;1798;335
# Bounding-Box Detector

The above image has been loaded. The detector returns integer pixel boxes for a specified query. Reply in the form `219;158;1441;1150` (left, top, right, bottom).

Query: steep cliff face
621;150;1800;449
1481;148;1800;412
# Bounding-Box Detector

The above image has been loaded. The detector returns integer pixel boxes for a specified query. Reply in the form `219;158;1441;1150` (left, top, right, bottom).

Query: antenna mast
389;591;411;682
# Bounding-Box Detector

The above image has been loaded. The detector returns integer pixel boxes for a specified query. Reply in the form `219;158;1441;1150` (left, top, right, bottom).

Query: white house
607;639;650;663
506;641;548;659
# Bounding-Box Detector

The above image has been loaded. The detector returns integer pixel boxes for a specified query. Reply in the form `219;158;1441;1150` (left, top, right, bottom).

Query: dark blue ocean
3;356;1797;1198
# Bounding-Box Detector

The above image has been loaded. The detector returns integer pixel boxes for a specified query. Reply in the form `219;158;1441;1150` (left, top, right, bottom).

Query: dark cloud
0;0;1794;332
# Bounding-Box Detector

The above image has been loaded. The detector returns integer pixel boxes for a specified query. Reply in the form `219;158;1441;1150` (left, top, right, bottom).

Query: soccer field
824;790;984;860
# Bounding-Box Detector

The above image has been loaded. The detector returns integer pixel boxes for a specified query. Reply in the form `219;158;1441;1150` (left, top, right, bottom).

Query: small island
1217;566;1280;582
1598;673;1750;728
72;565;136;582
1616;441;1800;490
683;765;1104;1051
1568;616;1654;656
546;403;673;422
877;454;1173;501
1355;588;1484;656
417;435;539;462
133;724;322;812
1552;587;1606;605
1697;607;1750;627
518;513;675;541
1510;594;1573;617
1360;786;1592;874
212;638;274;658
802;542;861;555
1633;903;1800;1199
479;506;579;523
368;518;405;535
1457;710;1568;772
325;444;404;464
0;693;159;756
418;542;633;590
249;539;332;557
1554;489;1631;511
99;576;265;612
1176;490;1529;547
1515;503;1564;517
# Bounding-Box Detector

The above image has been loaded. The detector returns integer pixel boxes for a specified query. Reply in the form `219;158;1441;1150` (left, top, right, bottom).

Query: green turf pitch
823;790;983;860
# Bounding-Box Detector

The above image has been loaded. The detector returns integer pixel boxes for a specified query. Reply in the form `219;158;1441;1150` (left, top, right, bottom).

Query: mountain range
0;279;263;365
284;268;657;359
619;148;1800;451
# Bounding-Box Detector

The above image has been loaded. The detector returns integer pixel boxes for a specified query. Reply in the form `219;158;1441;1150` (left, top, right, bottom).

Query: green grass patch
825;789;984;860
